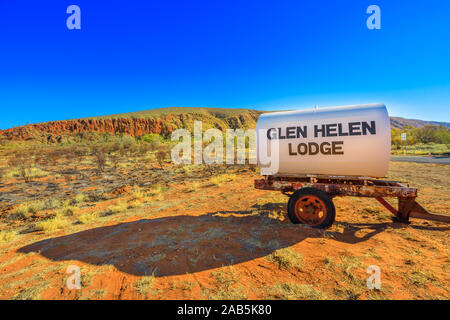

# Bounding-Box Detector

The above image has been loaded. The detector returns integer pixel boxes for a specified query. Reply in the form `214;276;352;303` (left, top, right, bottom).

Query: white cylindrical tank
256;103;391;178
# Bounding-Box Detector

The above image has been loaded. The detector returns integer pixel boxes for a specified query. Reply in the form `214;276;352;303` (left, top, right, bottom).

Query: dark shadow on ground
19;209;392;277
407;223;450;231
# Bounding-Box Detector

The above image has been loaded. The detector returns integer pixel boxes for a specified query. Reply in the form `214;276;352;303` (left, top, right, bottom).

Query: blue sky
0;0;449;129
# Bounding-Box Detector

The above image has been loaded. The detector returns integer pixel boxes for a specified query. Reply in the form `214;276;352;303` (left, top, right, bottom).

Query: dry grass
10;282;50;300
203;266;247;300
0;154;448;300
0;230;17;244
266;282;327;300
409;268;437;287
60;206;80;216
187;182;200;193
339;253;363;278
78;212;99;224
35;216;71;233
4;167;49;180
210;173;236;186
10;200;46;220
134;273;158;297
73;193;87;204
106;201;128;215
266;248;302;270
131;186;144;200
127;199;142;209
148;185;165;200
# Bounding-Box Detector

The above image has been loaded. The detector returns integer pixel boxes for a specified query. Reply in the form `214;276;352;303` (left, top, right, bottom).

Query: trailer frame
254;174;450;226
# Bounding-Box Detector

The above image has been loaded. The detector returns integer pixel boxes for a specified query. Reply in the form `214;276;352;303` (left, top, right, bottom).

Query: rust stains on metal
254;176;417;198
254;175;449;224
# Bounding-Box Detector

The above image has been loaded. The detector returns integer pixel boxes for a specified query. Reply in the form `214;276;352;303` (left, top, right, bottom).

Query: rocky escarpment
1;118;178;142
0;111;261;143
2;106;448;144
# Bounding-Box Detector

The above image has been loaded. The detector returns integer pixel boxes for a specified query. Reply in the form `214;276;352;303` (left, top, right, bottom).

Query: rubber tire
287;187;336;229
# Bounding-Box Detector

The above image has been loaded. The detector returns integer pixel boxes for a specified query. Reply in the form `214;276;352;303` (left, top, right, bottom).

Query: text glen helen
266;121;376;156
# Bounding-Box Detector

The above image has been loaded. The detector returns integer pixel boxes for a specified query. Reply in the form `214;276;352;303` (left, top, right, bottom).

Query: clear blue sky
1;0;449;129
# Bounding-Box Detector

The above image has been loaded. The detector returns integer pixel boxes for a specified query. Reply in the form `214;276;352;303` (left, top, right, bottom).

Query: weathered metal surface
254;177;417;198
409;201;450;223
255;176;449;224
398;197;416;221
272;173;403;184
375;197;398;216
375;196;450;223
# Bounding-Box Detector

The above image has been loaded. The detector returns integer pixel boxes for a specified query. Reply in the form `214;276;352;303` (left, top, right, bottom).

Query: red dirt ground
0;161;448;300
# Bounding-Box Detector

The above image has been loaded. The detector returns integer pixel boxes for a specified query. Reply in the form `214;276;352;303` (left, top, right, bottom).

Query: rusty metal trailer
254;174;450;228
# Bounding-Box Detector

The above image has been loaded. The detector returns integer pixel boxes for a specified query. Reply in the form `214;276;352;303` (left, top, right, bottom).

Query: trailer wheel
287;188;335;229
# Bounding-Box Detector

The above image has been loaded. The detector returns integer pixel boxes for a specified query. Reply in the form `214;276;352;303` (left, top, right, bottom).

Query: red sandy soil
0;161;448;300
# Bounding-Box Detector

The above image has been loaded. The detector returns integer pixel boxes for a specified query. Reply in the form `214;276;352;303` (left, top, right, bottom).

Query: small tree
156;148;168;167
414;125;439;144
109;153;121;171
72;145;89;161
36;150;50;166
8;150;34;183
91;146;107;173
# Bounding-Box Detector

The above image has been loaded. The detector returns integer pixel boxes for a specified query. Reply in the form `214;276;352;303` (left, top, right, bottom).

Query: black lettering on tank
338;123;349;136
320;142;332;155
332;141;344;155
326;124;338;137
267;128;276;140
297;143;308;155
286;127;296;139
349;122;361;136
288;143;297;155
314;125;325;138
362;121;376;135
296;126;307;138
308;142;319;155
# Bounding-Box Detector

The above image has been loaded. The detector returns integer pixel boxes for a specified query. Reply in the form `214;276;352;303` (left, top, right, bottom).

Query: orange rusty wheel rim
294;195;327;226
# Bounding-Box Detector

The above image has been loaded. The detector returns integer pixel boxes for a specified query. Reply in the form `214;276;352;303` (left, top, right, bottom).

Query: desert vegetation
2;107;448;157
391;125;450;155
0;129;448;300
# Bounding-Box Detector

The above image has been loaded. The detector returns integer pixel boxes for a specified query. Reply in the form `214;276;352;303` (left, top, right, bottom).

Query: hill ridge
0;107;448;143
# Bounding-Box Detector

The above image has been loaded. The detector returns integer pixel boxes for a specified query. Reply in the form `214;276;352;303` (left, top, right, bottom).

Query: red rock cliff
0;118;181;142
0;112;259;142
